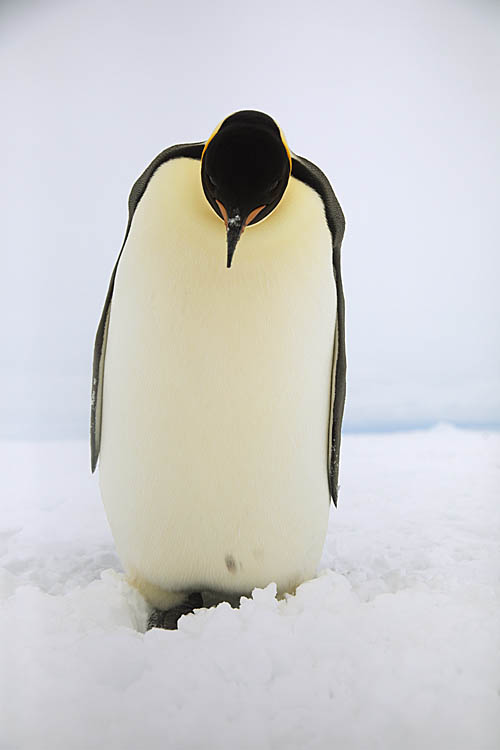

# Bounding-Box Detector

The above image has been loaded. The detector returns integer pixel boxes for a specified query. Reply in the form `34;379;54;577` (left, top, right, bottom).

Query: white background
2;0;499;438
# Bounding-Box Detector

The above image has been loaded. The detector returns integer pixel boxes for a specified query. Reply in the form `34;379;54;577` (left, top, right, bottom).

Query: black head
201;110;292;268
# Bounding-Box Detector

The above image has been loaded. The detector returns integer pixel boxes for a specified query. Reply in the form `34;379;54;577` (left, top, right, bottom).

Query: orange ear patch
215;199;229;227
244;205;266;228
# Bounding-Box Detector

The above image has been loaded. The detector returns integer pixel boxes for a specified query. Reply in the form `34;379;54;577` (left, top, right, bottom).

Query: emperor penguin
91;110;346;629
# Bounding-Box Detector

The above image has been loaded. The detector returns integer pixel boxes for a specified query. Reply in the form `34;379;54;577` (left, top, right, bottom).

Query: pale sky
2;0;499;438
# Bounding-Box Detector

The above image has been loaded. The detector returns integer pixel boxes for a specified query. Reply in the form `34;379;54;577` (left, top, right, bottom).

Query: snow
1;427;499;749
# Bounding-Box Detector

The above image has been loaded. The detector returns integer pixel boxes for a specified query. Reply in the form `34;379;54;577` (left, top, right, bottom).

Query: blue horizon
1;418;499;442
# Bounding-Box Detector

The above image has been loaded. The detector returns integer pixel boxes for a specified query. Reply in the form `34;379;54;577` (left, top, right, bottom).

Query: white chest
99;158;336;597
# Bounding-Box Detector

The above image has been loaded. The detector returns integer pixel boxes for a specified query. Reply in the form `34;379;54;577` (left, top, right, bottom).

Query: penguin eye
269;178;281;193
207;174;217;190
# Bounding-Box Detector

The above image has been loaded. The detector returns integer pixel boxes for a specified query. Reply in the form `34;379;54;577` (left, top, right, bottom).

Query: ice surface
1;428;499;749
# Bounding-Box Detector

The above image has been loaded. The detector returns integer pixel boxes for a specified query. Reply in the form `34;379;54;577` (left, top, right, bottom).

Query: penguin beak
226;212;244;269
216;201;265;269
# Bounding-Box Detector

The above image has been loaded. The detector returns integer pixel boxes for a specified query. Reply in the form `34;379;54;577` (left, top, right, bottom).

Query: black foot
147;593;204;631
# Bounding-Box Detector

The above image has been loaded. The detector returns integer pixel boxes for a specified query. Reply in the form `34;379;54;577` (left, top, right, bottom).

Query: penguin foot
147;592;204;631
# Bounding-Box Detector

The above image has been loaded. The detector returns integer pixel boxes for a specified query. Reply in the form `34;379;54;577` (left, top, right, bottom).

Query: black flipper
90;142;204;472
291;153;346;507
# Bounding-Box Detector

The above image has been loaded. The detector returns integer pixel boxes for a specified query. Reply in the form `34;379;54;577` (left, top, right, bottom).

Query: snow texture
1;426;499;749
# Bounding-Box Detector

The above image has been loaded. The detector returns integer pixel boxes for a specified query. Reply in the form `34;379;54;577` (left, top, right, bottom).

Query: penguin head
201;110;292;268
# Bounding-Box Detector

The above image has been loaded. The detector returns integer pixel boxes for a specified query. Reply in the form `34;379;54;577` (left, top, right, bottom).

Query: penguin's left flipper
147;592;204;631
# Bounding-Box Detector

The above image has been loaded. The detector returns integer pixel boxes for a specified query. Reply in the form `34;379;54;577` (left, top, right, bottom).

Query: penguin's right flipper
90;141;204;472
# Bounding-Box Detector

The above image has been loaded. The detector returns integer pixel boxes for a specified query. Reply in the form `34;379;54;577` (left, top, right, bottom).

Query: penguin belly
99;158;336;601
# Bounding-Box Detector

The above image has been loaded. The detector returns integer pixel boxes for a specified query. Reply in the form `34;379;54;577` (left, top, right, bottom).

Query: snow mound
1;430;499;749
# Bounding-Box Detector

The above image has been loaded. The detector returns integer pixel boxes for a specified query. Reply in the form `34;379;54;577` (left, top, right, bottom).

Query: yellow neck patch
201;118;224;161
278;124;293;174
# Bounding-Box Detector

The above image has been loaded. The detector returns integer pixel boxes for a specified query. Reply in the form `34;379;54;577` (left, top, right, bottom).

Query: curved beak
216;200;265;268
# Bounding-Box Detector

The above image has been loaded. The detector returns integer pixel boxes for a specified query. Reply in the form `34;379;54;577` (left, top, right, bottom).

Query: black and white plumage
91;111;346;616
